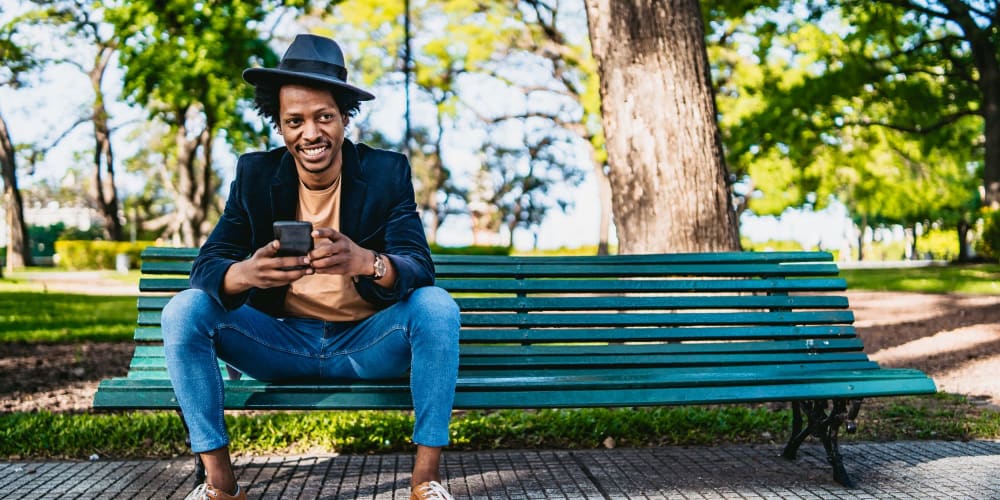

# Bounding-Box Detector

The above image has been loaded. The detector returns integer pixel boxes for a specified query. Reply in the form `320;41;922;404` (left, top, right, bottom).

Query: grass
0;291;137;343
1;262;998;458
840;263;1000;294
3;394;998;460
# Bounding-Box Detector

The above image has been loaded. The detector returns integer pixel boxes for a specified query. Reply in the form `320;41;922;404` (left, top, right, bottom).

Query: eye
283;117;302;128
319;113;336;122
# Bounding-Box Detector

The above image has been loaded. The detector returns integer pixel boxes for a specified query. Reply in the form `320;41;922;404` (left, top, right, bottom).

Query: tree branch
843;109;980;134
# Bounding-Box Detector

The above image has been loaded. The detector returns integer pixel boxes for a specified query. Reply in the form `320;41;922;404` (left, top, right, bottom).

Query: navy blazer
190;139;434;316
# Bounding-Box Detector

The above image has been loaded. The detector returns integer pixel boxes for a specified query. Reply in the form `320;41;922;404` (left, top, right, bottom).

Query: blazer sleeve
189;158;255;310
353;155;434;307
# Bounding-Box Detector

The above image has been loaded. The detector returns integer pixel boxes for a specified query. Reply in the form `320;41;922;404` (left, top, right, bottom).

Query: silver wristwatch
371;251;386;280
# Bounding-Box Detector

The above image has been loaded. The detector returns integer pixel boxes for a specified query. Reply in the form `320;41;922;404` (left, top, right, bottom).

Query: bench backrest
131;247;875;378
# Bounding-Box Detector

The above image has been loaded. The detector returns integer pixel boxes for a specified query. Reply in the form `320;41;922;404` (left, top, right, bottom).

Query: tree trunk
0;113;31;270
979;67;1000;209
164;106;213;246
856;220;866;262
583;0;739;254
968;16;1000;209
957;217;971;262
427;108;449;245
594;160;613;255
90;46;123;241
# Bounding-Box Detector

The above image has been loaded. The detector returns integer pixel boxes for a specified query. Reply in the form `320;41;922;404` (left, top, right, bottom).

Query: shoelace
183;483;210;500
183;483;240;500
413;481;454;500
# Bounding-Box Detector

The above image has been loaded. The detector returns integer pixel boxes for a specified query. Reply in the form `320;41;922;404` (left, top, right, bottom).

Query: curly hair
253;80;362;128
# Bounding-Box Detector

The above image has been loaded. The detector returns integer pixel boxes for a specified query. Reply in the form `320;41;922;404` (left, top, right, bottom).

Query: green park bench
93;246;936;488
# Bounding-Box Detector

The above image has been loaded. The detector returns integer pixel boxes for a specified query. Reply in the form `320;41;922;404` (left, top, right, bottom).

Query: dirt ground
2;290;999;413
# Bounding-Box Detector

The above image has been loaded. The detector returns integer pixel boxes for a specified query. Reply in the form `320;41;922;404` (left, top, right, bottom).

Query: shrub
975;210;1000;261
430;244;510;255
54;240;155;270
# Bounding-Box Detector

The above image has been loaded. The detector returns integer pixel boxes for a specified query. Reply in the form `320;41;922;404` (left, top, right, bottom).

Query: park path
11;270;138;295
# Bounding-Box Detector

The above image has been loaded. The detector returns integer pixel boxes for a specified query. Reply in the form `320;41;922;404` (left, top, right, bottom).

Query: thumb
257;240;281;258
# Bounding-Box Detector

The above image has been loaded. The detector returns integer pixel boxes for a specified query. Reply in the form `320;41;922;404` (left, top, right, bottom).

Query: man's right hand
221;240;313;295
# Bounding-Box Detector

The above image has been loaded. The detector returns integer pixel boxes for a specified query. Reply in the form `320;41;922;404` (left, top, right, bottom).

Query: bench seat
93;247;936;487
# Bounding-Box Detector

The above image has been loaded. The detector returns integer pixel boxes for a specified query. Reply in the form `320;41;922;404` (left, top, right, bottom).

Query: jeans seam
326;324;408;357
215;322;316;358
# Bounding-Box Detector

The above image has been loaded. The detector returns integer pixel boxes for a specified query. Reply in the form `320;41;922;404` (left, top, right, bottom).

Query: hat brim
243;67;375;101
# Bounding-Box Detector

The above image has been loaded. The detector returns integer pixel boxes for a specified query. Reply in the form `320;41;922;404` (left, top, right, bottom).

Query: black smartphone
273;221;313;270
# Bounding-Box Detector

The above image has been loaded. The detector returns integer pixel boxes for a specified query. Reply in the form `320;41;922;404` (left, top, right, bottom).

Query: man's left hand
308;227;371;277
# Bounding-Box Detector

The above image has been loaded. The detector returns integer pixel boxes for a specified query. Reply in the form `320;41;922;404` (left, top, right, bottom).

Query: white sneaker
410;480;454;500
183;483;246;500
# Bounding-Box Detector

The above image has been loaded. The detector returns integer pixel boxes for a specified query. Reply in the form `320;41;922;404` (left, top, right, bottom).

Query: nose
301;119;320;141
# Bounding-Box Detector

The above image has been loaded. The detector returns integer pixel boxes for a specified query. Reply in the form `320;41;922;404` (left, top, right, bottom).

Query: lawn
839;263;1000;294
0;291;136;343
2;393;997;459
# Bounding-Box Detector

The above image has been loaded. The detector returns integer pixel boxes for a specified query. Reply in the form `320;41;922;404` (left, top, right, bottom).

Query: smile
299;143;330;158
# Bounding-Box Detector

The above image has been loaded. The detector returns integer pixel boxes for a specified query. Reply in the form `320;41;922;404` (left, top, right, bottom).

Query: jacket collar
270;139;368;238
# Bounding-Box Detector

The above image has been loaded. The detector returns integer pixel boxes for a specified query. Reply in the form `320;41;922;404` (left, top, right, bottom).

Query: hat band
278;58;348;82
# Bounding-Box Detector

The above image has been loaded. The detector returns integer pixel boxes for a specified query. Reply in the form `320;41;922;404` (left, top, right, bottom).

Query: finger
308;251;351;271
273;256;310;271
312;227;342;240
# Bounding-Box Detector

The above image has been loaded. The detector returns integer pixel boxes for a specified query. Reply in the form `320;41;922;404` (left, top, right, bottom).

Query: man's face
278;84;347;188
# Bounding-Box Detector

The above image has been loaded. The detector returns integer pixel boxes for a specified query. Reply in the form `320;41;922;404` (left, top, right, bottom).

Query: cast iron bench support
782;398;863;487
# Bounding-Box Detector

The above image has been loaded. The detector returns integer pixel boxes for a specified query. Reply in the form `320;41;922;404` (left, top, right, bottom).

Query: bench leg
177;410;207;487
781;399;863;488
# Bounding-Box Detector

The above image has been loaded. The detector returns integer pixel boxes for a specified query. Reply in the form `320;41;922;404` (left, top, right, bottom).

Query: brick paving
2;441;999;499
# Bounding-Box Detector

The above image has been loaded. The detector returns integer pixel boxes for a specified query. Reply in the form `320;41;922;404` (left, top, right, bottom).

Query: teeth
303;145;328;156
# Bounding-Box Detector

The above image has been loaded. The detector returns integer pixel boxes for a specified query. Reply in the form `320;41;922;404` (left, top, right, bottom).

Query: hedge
53;240;155;270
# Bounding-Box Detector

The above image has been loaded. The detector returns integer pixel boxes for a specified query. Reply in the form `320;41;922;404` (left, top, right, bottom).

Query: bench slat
95;370;935;409
457;310;854;327
131;324;860;342
139;277;849;294
434;263;841;278
128;351;872;371
139;249;834;265
452;295;849;311
137;310;855;329
130;337;864;356
137;294;850;312
125;357;880;377
432;252;835;265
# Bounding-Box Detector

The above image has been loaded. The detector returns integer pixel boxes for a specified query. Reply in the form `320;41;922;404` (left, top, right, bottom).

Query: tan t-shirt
283;176;379;321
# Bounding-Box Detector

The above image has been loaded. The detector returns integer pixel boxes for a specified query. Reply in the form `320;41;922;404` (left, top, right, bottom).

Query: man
161;34;460;500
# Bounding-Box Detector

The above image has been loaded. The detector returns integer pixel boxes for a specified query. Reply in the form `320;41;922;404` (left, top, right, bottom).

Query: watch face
374;252;386;278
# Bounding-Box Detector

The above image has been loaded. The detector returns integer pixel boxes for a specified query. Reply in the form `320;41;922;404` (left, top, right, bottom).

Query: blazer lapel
270;150;299;224
339;140;368;239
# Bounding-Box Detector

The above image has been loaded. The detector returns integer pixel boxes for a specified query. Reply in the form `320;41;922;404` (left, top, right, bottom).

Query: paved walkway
3;440;999;499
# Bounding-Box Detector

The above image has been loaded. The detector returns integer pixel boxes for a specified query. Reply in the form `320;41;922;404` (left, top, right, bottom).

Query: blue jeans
161;286;460;453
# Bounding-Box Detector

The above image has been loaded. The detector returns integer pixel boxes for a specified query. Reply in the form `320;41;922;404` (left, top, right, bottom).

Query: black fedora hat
243;34;375;101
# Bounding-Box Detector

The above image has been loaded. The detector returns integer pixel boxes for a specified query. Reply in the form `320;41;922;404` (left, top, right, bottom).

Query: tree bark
593;159;613;255
945;1;1000;209
163;105;213;246
90;46;123;241
958;217;971;262
975;40;1000;209
584;0;739;253
0;113;31;270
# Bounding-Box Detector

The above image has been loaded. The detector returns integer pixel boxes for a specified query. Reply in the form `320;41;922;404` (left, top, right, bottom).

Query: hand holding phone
273;221;313;270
